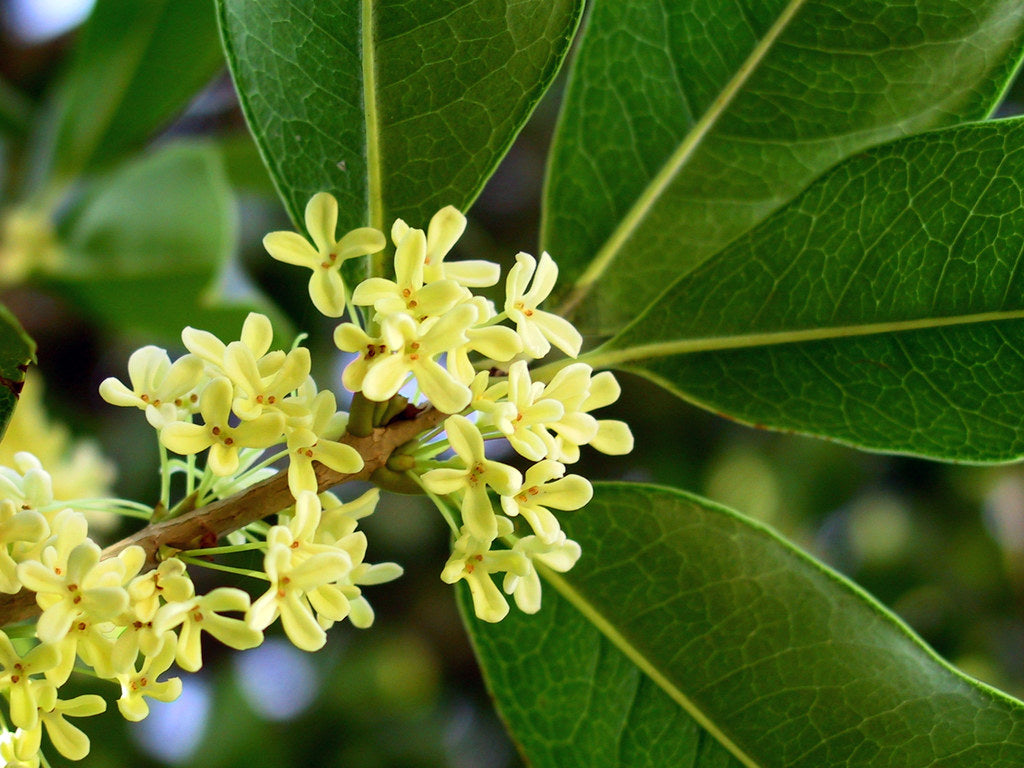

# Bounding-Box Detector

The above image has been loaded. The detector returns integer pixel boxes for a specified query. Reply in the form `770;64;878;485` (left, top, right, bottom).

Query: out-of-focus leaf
0;306;35;442
36;0;223;183
544;0;1024;333
217;0;583;242
582;118;1024;462
59;142;279;343
217;134;276;198
463;483;1024;767
0;77;30;139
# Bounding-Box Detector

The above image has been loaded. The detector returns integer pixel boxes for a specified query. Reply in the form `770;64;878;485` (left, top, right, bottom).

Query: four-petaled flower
160;377;285;475
422;415;522;541
504;251;582;359
263;192;385;316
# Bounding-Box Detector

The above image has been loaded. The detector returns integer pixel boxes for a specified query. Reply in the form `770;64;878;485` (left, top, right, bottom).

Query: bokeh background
4;1;1024;766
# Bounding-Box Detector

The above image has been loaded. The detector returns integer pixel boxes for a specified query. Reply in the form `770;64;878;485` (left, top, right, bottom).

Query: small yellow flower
153;587;262;672
115;632;182;722
422;416;522;541
440;518;528;623
160;377;285;476
500;460;592;543
505;251;582;359
263;192;385;317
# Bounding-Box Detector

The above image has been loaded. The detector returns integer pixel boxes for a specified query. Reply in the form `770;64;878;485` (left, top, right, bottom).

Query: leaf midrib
581;308;1024;370
362;0;383;239
556;0;809;315
539;564;763;768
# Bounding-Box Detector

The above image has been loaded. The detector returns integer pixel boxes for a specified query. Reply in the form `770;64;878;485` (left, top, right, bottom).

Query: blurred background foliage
3;1;1024;766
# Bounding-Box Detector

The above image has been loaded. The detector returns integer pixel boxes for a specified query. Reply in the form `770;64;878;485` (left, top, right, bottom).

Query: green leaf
217;134;277;198
463;483;1024;768
36;0;223;183
544;0;1024;333
57;142;279;343
0;76;31;139
0;307;35;441
217;0;583;237
579;118;1024;462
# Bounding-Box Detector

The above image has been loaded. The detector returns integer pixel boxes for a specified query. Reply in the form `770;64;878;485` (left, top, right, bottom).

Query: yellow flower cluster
0;191;632;763
265;194;634;621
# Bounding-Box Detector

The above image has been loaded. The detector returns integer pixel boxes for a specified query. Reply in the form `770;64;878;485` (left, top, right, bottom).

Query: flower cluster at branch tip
0;192;631;765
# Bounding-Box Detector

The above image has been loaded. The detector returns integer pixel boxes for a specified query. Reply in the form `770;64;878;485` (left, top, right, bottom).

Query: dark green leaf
36;0;223;183
580;118;1024;462
217;0;583;239
58;142;281;343
544;0;1024;333
463;483;1024;767
0;307;35;441
0;76;31;139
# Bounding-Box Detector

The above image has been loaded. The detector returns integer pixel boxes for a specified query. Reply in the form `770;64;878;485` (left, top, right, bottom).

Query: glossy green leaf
580;118;1024;462
217;0;583;239
463;483;1024;768
0;307;35;442
544;0;1024;333
36;0;223;182
58;142;279;342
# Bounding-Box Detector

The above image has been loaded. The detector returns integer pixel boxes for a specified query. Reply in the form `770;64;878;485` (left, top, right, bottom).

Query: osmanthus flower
504;251;582;359
0;501;47;593
115;632;182;721
446;297;523;385
183;312;282;376
541;364;633;463
502;534;581;614
303;501;402;630
285;387;362;496
247;542;353;651
574;370;634;458
247;492;355;651
223;341;311;420
14;508;88;573
0;633;60;729
333;323;389;394
17;541;142;646
0;727;40;768
361;304;478;413
310;553;402;630
152;587;263;672
263;192;386;317
500;460;592;543
45;613;118;686
392;205;499;287
0;453;55;512
491;361;563;462
25;683;105;762
160;377;286;476
351;225;466;318
98;346;205;428
421;415;522;541
127;558;194;622
315;488;380;542
441;518;529;623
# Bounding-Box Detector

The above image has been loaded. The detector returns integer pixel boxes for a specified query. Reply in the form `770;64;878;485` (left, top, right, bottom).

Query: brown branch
0;406;448;628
